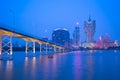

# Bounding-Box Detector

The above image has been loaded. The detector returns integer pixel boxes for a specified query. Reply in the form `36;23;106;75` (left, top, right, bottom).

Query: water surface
0;50;120;80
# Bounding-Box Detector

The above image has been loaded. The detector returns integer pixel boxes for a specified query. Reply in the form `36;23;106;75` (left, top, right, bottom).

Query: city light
0;0;120;80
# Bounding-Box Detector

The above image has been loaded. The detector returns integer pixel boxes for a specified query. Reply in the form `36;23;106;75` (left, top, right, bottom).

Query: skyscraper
52;28;70;47
84;16;96;43
73;22;81;48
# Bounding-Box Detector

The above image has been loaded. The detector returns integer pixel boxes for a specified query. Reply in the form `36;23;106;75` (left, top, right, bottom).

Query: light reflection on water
0;50;120;80
86;54;94;80
6;60;13;80
73;51;82;80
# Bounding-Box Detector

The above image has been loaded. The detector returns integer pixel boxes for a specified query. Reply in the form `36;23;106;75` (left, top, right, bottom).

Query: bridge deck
0;26;64;49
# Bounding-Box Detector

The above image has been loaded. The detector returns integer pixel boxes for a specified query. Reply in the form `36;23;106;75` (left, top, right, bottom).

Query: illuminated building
96;34;117;49
84;16;96;43
73;22;81;48
96;36;104;48
82;42;95;48
52;28;70;48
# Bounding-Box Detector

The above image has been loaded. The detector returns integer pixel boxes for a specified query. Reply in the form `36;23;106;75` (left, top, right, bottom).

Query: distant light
45;29;48;32
54;28;68;31
76;22;80;25
52;34;55;36
114;40;118;46
42;36;47;38
99;36;102;40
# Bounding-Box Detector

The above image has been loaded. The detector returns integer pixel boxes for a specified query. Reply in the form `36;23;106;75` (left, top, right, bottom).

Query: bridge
0;26;65;60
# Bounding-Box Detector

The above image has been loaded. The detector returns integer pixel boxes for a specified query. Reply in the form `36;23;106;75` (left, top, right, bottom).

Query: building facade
96;34;117;49
84;16;96;43
73;22;81;48
52;28;70;48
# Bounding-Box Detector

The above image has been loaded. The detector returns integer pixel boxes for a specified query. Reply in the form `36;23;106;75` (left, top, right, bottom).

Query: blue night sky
0;0;120;41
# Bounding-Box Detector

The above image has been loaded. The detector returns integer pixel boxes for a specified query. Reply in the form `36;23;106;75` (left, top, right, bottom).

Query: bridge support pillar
0;35;2;60
39;44;42;53
62;49;65;52
1;34;13;60
59;48;61;53
9;35;13;60
25;40;28;54
45;43;48;54
25;40;36;56
54;46;56;53
57;48;59;53
33;41;35;54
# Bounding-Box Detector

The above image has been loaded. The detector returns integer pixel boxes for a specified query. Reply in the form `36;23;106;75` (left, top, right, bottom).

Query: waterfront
0;50;120;80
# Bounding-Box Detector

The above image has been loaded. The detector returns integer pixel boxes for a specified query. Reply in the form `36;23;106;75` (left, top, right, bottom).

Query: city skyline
0;0;120;41
1;1;120;80
0;16;118;42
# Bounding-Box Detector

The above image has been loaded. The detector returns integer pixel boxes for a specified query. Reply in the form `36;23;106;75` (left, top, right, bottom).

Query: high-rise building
84;16;96;43
73;22;81;48
52;28;70;47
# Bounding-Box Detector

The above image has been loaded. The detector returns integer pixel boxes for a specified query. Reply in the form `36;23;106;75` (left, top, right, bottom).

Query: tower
84;16;96;43
73;22;81;48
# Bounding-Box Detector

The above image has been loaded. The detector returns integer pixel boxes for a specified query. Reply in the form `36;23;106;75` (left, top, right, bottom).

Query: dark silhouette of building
52;28;70;47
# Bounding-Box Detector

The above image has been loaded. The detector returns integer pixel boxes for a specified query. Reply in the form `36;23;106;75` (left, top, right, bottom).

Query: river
0;50;120;80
